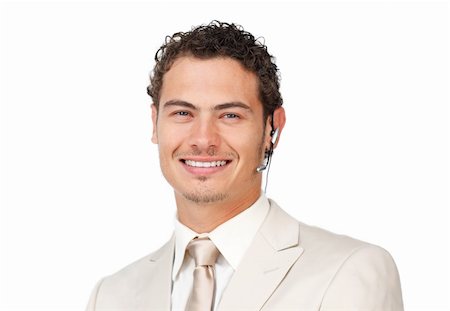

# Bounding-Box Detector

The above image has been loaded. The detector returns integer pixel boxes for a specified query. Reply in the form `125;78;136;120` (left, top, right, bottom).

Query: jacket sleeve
320;245;404;311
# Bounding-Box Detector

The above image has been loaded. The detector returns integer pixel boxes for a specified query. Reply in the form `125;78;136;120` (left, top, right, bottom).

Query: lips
183;160;228;168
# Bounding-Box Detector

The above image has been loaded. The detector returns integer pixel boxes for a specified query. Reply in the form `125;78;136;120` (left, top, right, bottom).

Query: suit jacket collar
217;199;304;311
144;200;303;311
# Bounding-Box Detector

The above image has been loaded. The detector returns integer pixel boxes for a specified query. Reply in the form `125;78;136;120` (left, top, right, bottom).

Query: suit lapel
140;235;175;311
217;201;304;311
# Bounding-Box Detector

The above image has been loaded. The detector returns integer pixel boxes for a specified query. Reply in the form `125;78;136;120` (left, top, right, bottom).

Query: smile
184;160;228;168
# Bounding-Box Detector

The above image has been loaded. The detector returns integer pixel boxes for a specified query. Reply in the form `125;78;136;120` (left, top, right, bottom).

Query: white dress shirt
171;193;270;311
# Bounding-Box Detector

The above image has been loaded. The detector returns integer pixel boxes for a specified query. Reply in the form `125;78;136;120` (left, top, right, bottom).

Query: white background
0;1;448;310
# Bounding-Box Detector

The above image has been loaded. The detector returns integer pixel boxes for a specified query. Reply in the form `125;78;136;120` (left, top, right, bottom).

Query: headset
256;113;279;193
256;127;279;173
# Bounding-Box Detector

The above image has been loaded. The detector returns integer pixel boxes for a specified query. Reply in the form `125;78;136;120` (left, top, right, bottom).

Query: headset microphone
256;152;270;172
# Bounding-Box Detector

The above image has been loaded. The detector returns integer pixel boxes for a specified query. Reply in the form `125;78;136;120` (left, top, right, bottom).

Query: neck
175;189;261;233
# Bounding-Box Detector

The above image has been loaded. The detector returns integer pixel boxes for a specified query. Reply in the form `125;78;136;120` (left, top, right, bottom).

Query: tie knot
187;237;219;267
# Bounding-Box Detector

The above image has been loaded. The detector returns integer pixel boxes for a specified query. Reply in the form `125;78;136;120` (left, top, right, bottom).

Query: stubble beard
182;189;228;204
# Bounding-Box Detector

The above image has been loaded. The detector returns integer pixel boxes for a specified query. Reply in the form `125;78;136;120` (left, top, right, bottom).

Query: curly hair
147;21;283;120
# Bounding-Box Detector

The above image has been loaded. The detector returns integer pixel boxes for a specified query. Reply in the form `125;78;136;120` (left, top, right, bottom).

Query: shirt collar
172;217;198;281
172;193;270;280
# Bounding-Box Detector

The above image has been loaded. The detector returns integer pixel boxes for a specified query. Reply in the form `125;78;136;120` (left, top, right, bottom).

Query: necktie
185;237;220;311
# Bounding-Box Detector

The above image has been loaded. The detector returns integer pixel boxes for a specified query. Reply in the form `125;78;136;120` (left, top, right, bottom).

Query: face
151;56;282;208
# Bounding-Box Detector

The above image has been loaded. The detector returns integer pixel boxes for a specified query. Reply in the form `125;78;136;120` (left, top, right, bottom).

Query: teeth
185;160;227;168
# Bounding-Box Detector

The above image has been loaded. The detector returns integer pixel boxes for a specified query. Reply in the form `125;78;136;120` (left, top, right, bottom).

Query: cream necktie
185;237;220;311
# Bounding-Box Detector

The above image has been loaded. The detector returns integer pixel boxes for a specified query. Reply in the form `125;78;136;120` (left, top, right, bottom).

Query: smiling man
86;21;403;311
154;56;277;234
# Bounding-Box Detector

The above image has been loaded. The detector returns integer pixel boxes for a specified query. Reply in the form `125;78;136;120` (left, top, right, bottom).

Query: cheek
157;125;200;173
158;121;184;141
224;129;263;160
156;126;181;155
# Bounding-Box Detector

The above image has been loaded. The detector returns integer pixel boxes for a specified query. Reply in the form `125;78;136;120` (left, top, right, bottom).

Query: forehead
159;56;261;109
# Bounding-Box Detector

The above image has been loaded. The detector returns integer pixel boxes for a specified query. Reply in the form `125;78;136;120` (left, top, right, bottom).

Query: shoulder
86;237;174;310
298;221;401;288
268;199;395;263
314;229;404;310
299;220;380;259
267;200;403;309
104;236;174;285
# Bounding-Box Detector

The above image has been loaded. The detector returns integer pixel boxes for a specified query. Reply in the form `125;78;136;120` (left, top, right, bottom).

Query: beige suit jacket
86;200;403;310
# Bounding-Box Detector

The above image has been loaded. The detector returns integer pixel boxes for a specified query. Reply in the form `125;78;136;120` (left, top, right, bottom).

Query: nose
187;117;220;153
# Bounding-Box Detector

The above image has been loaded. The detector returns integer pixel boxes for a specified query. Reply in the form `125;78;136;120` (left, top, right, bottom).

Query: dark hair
147;21;283;120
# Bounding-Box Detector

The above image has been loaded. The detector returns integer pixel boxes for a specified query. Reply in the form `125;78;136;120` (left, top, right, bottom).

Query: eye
170;110;193;122
223;113;240;119
171;110;193;119
175;111;190;116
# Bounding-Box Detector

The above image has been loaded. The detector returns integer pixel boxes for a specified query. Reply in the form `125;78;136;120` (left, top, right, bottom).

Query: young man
87;21;403;310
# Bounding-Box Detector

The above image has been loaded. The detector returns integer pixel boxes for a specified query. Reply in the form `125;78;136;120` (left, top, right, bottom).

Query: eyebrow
162;100;197;110
214;102;251;111
162;100;252;112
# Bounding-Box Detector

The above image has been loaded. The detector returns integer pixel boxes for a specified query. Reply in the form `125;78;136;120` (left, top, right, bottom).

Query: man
86;21;403;310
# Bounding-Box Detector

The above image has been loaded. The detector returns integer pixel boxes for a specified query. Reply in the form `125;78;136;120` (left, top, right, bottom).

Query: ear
270;106;286;149
151;104;158;144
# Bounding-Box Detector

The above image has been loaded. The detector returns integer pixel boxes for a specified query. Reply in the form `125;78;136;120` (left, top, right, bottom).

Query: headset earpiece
271;128;279;145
